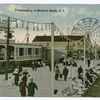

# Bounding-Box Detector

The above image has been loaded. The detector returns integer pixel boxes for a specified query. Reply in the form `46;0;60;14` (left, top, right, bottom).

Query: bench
62;87;78;97
62;87;71;96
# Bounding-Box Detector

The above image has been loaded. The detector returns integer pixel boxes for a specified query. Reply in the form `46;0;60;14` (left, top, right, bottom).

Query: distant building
32;35;84;48
32;35;89;61
0;39;15;44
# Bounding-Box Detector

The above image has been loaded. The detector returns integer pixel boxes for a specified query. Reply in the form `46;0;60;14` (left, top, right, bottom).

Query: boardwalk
0;59;99;97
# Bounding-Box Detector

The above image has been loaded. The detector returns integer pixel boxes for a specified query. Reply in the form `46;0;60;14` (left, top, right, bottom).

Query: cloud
70;8;76;17
53;7;69;17
95;11;100;16
77;7;86;15
7;5;22;12
86;11;93;16
0;11;3;14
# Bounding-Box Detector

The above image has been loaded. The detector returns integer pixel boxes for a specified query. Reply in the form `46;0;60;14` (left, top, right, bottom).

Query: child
59;73;63;81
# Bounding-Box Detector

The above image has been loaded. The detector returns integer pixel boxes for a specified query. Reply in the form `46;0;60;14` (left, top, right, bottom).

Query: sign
0;22;7;29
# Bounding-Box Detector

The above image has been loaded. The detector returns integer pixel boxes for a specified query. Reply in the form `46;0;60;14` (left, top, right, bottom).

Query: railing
15;55;41;61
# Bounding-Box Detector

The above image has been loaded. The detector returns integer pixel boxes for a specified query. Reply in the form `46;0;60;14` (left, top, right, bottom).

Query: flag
49;24;51;30
41;24;43;30
36;24;39;31
56;29;58;34
45;24;47;30
22;21;24;28
26;23;29;30
16;21;18;28
0;22;7;29
33;23;35;31
54;26;56;31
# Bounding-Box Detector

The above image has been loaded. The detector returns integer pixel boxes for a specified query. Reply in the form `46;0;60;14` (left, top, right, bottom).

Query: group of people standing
55;66;69;81
53;57;100;96
8;64;38;97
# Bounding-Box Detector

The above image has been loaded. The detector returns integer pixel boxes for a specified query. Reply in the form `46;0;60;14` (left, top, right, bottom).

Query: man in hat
19;78;28;97
63;66;69;81
87;58;91;67
49;62;51;71
78;66;83;76
13;68;19;86
35;61;38;71
86;70;93;83
28;78;38;97
55;66;60;81
22;68;29;83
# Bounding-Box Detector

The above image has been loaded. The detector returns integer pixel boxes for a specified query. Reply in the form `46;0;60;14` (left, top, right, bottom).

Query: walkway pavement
0;59;99;97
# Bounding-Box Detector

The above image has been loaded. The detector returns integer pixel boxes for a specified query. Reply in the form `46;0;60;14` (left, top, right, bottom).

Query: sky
0;4;100;43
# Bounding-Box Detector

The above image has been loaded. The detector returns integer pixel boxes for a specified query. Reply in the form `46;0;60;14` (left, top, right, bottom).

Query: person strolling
28;78;38;97
63;66;69;81
55;66;60;81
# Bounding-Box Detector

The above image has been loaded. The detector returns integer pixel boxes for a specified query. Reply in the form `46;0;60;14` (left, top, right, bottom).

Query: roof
32;35;84;42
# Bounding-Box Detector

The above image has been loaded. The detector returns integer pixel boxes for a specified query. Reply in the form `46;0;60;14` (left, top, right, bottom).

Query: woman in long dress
67;65;72;78
72;66;78;80
72;78;84;95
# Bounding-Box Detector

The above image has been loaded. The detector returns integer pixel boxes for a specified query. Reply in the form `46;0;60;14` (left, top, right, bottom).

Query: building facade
32;35;90;61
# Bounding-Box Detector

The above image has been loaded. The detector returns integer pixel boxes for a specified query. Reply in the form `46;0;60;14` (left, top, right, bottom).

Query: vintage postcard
0;3;100;97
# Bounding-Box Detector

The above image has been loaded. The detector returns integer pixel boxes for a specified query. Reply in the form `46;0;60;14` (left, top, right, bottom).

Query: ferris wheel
71;18;100;46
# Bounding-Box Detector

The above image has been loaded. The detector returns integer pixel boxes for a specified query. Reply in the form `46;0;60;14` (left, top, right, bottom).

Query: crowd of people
53;57;100;97
5;57;100;97
7;65;38;97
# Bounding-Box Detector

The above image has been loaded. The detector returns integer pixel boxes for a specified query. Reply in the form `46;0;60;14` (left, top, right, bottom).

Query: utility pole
51;22;54;97
5;17;10;80
83;35;86;85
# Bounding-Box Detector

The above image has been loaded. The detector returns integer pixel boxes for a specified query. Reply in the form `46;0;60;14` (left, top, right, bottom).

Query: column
4;45;6;60
14;46;16;60
27;48;28;59
24;48;25;59
32;48;33;59
18;47;19;60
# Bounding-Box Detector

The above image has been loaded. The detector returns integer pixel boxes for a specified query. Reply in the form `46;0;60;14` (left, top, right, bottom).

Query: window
73;43;75;46
47;43;49;47
1;48;5;55
28;48;32;55
25;48;27;55
39;48;41;54
35;48;39;55
19;48;24;56
33;48;34;55
16;48;18;56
